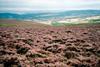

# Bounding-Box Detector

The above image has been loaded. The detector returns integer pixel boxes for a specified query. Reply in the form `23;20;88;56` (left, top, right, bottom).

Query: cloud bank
0;0;100;12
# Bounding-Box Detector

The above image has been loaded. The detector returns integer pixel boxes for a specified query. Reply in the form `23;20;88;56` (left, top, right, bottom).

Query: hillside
0;10;100;20
0;20;100;67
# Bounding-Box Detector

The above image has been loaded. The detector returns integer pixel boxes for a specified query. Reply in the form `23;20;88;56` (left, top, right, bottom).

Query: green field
0;23;15;27
0;18;100;27
51;19;100;26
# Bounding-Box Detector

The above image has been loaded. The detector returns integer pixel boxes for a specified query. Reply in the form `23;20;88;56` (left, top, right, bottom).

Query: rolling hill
0;10;100;20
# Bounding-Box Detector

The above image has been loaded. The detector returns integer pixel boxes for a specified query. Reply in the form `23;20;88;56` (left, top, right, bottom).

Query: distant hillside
0;10;100;20
0;19;50;27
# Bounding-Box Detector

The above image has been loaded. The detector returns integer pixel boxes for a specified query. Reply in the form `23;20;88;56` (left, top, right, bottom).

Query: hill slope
0;10;100;20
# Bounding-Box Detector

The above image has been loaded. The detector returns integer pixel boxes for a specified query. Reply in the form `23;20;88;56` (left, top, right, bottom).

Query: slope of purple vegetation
0;20;100;67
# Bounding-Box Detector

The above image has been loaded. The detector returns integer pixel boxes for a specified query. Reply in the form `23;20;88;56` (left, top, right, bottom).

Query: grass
89;19;100;23
51;21;64;26
51;21;83;26
0;23;15;27
51;20;100;27
0;19;100;27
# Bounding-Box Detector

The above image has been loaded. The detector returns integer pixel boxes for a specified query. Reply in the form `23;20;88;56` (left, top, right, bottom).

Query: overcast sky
0;0;100;12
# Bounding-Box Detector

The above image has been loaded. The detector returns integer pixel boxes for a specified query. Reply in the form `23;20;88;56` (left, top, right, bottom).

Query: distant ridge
0;10;100;20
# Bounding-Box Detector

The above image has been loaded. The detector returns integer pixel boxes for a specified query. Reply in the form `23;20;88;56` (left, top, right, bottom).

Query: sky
0;0;100;12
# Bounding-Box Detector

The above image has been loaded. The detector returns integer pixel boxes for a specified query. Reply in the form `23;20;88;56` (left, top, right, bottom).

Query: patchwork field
0;19;100;67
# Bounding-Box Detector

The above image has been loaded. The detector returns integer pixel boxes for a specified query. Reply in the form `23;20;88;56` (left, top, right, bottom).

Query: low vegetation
51;21;78;26
0;23;15;27
89;19;100;23
51;21;64;26
0;19;100;67
51;20;100;27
